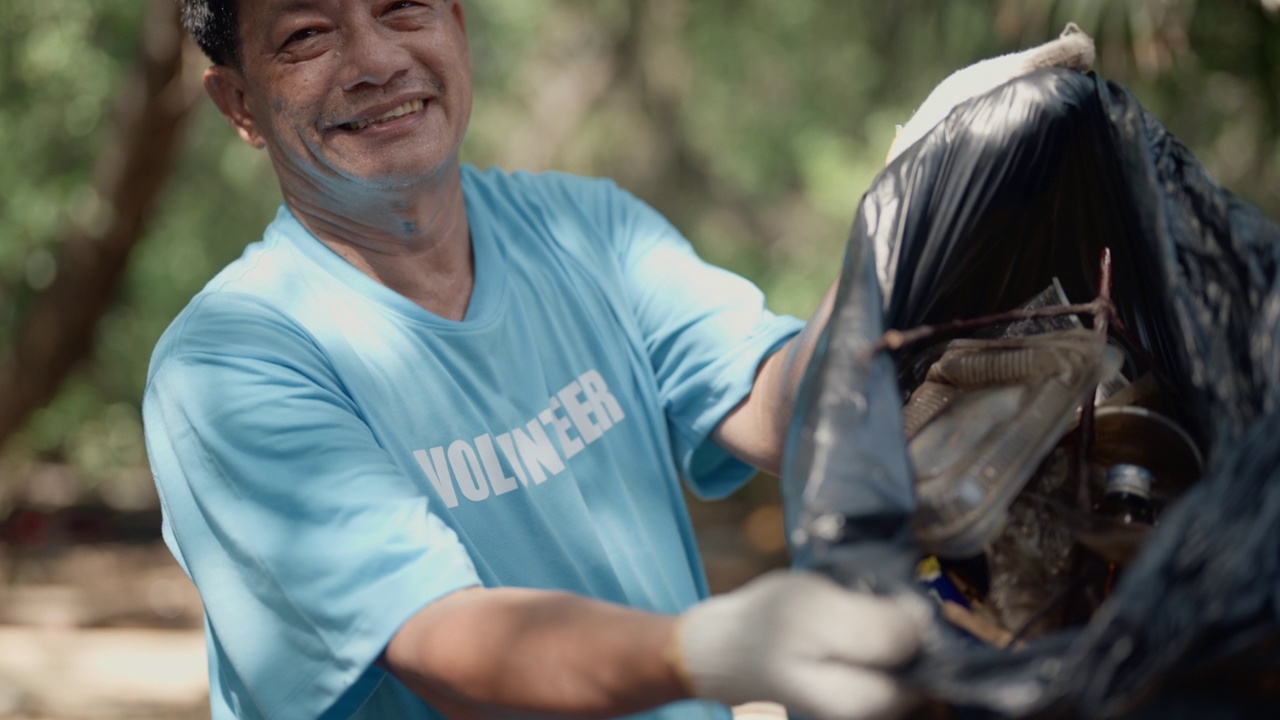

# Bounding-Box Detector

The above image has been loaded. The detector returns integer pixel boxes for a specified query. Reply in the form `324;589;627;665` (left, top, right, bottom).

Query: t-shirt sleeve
143;293;480;720
587;180;805;498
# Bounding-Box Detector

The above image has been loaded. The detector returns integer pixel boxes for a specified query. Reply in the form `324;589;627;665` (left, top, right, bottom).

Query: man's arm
382;587;686;720
712;279;840;476
381;570;923;720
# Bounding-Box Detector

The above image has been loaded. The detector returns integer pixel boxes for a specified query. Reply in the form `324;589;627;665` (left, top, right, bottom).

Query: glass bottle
1097;464;1155;596
1098;464;1155;525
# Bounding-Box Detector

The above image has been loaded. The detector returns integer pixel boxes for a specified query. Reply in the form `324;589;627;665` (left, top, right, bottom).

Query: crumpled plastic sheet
780;68;1280;718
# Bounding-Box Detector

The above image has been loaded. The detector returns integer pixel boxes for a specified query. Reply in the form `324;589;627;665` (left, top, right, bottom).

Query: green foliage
0;2;134;337
2;0;1278;496
0;1;282;488
0;1;143;487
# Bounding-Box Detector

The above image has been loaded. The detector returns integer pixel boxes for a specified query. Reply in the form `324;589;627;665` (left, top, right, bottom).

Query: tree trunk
0;0;200;450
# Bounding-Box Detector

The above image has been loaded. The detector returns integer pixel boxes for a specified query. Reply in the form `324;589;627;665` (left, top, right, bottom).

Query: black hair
179;0;241;67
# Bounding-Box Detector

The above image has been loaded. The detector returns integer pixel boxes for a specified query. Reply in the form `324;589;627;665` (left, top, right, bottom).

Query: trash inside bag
780;67;1280;718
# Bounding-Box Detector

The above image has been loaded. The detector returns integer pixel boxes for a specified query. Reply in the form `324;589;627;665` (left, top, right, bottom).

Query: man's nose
340;25;410;91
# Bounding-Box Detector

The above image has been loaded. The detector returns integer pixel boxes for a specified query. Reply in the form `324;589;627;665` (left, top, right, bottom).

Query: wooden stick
939;600;1018;649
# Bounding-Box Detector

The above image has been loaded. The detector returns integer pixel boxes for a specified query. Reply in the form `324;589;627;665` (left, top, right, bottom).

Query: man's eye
282;28;320;48
385;1;420;13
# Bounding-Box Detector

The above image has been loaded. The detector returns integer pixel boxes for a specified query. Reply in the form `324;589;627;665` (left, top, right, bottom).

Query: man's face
207;0;473;193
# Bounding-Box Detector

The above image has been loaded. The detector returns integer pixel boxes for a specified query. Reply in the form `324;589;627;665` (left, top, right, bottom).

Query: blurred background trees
1;0;1277;583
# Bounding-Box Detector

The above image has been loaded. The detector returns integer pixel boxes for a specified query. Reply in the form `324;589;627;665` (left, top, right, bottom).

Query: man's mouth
339;99;426;131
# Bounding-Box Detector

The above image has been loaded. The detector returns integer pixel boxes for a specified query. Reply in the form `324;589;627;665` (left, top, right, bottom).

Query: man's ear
450;0;467;35
203;66;267;149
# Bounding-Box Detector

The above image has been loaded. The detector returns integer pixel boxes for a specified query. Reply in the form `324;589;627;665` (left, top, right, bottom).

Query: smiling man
144;2;927;719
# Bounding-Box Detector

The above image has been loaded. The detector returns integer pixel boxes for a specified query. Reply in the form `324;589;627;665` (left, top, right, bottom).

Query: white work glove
886;22;1096;164
672;570;928;720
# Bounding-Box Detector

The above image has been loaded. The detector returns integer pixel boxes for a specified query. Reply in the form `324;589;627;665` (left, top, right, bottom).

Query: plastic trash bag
780;68;1280;718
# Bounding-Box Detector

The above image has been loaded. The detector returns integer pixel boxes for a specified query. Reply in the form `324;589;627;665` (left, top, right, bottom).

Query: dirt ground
0;543;208;720
0;626;207;720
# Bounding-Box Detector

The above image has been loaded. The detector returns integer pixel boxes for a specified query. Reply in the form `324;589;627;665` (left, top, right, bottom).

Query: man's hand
673;570;928;720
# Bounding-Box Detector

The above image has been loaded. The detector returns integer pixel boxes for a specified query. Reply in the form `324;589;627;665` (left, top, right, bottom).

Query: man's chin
339;159;458;193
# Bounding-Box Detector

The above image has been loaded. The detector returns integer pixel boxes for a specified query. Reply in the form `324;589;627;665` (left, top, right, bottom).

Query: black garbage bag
780;67;1280;718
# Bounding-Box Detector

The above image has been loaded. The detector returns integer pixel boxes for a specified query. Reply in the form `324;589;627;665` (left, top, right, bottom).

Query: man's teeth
344;99;425;130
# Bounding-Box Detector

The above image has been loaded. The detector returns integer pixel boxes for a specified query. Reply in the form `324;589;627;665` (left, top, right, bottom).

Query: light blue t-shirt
144;166;803;720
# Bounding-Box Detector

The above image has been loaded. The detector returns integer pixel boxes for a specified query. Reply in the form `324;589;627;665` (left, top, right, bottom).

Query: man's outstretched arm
381;570;923;720
382;586;685;720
